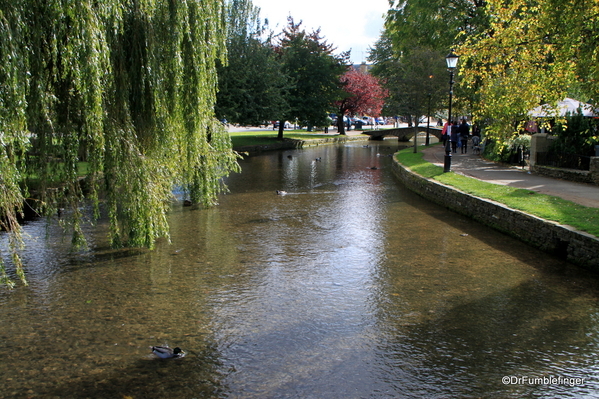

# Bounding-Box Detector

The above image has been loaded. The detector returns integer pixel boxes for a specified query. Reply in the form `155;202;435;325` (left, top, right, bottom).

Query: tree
276;18;349;138
395;49;451;125
385;0;489;56
215;0;289;126
367;33;402;118
458;0;599;150
382;0;490;125
368;33;395;85
369;40;448;126
384;0;599;156
0;0;240;287
335;70;388;134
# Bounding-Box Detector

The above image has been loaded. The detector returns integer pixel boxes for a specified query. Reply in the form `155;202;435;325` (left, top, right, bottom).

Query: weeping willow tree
0;0;240;287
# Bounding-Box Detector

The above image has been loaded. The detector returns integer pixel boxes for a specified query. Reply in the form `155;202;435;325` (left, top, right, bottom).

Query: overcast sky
250;0;390;64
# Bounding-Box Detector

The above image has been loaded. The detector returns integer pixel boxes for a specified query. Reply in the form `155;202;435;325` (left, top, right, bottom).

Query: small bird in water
276;190;287;195
151;346;184;359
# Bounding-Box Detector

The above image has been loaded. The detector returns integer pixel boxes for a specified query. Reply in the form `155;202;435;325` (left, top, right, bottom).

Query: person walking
441;121;450;147
459;119;470;154
449;121;459;153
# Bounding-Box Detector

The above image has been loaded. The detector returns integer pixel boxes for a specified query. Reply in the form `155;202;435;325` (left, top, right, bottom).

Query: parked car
360;116;373;125
352;118;367;129
273;121;291;129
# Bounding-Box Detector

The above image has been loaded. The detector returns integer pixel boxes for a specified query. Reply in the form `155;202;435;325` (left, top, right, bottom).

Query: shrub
551;109;599;156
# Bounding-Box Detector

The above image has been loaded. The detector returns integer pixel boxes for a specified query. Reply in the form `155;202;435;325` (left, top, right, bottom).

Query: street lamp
425;74;434;146
426;93;432;146
443;50;459;173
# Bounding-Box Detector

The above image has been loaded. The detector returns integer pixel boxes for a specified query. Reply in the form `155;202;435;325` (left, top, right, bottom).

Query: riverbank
392;147;599;272
231;130;371;155
421;144;599;208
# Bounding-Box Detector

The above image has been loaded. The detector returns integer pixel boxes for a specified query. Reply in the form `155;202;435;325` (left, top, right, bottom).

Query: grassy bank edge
229;130;366;148
396;147;599;238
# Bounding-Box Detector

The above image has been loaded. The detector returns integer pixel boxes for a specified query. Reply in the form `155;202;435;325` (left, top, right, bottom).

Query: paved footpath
420;144;599;209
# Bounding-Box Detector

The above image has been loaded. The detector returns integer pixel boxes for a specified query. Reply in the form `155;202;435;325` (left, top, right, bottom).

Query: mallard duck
151;346;184;359
276;190;287;195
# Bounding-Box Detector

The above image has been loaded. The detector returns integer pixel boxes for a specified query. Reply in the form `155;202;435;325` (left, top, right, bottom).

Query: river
1;141;598;398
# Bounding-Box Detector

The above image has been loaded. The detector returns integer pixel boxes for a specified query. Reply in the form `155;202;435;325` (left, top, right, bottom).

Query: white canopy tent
529;98;598;117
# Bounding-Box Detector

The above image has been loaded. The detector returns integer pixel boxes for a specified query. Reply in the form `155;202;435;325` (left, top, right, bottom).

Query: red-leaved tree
336;69;388;134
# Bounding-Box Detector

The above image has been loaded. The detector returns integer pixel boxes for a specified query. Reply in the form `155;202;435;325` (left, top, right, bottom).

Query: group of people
441;119;481;154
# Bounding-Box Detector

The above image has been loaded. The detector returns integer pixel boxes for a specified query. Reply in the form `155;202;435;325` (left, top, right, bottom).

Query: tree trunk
277;120;284;140
337;114;346;135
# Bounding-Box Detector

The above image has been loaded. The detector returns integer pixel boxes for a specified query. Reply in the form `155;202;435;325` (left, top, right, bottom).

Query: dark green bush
551;109;599;156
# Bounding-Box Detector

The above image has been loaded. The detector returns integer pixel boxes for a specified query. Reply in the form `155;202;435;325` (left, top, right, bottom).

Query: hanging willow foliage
0;0;240;287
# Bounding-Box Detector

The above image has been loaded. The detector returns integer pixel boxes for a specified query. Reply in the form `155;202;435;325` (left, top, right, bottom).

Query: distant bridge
362;126;443;141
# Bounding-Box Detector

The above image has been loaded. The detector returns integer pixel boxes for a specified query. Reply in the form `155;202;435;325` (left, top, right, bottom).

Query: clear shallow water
1;142;599;398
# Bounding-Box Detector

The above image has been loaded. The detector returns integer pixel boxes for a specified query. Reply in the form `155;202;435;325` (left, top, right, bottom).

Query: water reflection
1;142;598;398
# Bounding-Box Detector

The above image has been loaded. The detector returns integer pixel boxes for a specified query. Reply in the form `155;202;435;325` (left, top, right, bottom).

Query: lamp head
446;51;459;69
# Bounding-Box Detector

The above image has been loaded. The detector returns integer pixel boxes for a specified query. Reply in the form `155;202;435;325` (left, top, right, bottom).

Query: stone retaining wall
531;158;599;185
234;135;368;155
392;157;599;272
530;133;599;185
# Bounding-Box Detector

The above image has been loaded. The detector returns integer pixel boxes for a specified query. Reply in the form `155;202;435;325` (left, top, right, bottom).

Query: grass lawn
396;147;599;238
25;159;91;187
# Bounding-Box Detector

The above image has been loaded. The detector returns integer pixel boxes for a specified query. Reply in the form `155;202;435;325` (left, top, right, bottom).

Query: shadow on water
56;248;151;273
30;273;596;399
31;345;228;399
376;277;599;398
389;170;592;279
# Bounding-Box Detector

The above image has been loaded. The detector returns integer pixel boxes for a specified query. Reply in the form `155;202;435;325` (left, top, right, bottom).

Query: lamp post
426;93;431;146
443;51;459;173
